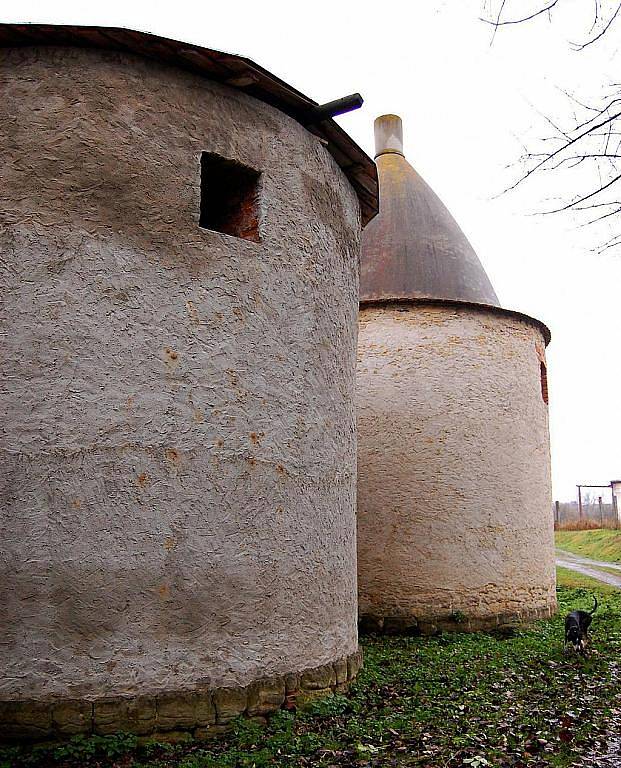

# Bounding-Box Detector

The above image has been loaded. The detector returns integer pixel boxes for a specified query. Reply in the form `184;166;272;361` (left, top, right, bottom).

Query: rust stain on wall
164;448;180;466
163;347;179;370
185;300;200;326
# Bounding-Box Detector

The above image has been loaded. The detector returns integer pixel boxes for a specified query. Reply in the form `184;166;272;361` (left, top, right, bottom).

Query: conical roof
360;115;500;306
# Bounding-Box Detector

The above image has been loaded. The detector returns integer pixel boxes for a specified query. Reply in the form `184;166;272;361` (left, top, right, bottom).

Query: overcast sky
4;0;619;502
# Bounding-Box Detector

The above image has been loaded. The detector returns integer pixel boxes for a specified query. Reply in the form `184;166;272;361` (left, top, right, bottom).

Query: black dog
564;597;598;655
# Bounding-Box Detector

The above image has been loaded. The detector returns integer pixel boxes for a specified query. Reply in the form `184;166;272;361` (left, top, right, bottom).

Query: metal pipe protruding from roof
374;114;404;158
309;93;364;123
0;23;379;226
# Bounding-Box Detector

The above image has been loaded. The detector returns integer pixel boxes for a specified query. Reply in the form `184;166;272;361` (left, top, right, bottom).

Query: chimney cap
374;114;404;158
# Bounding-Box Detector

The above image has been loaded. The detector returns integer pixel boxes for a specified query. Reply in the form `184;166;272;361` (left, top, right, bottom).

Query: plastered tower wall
0;44;363;737
357;303;556;631
356;115;556;633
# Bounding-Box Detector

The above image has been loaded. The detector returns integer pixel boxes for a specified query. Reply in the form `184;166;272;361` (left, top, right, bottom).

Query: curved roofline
0;22;378;225
359;297;551;346
360;128;500;305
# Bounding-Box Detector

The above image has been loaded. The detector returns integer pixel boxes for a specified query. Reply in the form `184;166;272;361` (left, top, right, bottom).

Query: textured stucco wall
0;46;361;702
357;303;556;629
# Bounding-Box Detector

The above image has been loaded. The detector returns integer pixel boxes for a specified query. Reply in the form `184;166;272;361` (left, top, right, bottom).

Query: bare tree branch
480;0;560;28
482;0;621;47
500;109;621;194
589;0;601;35
579;204;621;227
489;0;508;45
594;232;621;252
541;172;621;214
481;1;621;249
573;0;621;49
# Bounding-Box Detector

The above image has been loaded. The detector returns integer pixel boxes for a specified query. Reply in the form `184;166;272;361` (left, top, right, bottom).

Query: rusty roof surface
361;116;499;305
0;23;378;225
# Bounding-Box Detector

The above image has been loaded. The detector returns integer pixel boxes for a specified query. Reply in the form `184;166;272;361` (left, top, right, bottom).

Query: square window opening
200;152;261;242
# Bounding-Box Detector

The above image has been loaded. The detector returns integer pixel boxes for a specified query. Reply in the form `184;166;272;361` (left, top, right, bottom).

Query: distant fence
554;500;619;530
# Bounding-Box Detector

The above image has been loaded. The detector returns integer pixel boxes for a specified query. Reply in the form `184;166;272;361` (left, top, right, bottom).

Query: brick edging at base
359;604;556;636
0;649;363;743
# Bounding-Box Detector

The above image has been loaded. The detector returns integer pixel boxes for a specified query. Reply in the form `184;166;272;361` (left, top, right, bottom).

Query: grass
555;529;621;563
3;582;621;768
555;566;618;593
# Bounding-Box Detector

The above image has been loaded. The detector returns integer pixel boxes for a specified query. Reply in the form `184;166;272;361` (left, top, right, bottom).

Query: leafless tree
481;1;621;251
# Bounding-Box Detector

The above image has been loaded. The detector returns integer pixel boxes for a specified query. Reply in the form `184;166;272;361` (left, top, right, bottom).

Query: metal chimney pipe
304;94;364;125
374;114;404;158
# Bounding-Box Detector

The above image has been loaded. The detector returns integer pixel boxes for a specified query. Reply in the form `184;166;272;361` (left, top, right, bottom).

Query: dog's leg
583;634;591;657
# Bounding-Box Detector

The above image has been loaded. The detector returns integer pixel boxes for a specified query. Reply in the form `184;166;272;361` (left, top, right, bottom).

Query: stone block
93;697;127;735
358;614;384;635
300;664;336;691
347;649;363;680
495;613;522;628
296;688;332;709
383;616;419;636
193;692;216;727
125;695;156;735
246;677;285;717
213;687;247;724
283;693;297;711
0;700;53;741
283;672;299;694
156;692;197;731
333;658;348;686
52;699;92;735
248;715;268;726
417;620;439;636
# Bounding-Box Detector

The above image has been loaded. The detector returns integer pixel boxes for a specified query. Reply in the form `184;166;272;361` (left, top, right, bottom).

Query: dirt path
556;548;621;588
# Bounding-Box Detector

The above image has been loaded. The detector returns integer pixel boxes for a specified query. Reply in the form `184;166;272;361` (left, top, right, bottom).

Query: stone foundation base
0;649;363;743
359;604;556;636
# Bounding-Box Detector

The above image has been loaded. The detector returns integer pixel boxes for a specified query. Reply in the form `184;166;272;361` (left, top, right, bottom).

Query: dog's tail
590;596;598;615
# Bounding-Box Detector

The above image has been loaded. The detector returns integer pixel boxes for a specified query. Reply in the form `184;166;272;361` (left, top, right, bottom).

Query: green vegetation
3;584;621;768
556;566;619;593
555;529;621;563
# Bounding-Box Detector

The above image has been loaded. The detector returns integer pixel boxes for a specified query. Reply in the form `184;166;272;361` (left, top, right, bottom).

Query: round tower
357;115;556;634
0;25;376;740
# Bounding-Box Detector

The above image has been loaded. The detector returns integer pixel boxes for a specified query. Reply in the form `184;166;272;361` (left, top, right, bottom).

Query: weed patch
3;585;621;767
